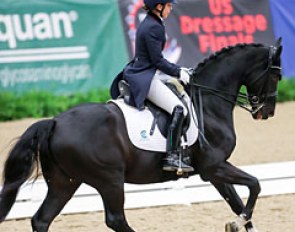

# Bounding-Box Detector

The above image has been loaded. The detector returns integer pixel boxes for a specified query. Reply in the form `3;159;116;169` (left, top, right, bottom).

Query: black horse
0;40;282;232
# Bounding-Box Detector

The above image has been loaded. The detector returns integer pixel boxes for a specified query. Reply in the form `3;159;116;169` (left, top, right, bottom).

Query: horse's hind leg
99;186;134;232
31;173;81;232
92;172;134;232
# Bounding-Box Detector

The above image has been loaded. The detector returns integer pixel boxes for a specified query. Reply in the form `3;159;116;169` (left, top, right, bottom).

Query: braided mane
193;43;264;75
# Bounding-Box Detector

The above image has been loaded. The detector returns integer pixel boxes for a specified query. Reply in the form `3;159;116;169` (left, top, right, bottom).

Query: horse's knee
249;177;261;195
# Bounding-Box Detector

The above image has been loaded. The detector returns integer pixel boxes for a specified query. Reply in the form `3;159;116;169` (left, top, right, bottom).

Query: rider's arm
145;24;181;77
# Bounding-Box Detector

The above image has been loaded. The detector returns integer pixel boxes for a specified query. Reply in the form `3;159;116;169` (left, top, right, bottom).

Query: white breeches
146;74;187;116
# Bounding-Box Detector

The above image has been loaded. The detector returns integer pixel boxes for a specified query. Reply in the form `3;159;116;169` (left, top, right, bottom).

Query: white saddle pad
110;96;198;152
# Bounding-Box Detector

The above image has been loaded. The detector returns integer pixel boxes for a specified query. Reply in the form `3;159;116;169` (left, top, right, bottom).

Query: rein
189;83;253;113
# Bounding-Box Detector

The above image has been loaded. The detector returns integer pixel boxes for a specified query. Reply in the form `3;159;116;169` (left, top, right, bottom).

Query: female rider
111;0;194;173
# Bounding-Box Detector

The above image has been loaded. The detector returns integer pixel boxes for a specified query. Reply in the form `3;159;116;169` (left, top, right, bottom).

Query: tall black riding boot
163;106;194;173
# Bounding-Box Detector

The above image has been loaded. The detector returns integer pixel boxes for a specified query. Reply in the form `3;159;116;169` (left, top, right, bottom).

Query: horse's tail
0;119;55;222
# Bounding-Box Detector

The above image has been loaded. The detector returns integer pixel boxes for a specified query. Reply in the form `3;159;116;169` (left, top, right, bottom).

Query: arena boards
2;161;295;220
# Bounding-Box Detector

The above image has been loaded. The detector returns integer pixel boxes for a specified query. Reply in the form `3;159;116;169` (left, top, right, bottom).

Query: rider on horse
111;0;194;173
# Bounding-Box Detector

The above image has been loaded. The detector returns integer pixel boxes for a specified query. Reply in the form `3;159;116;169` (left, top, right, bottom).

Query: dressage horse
0;40;282;232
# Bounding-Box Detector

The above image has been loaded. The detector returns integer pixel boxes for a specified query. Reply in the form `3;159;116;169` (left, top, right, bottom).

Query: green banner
0;0;128;94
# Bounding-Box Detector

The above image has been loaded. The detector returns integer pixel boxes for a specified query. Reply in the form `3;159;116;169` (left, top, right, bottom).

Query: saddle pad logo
140;130;149;140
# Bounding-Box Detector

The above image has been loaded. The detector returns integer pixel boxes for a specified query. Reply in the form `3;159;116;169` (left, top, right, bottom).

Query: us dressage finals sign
0;0;294;94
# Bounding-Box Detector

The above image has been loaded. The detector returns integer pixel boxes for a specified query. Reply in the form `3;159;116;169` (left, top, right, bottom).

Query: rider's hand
179;67;190;85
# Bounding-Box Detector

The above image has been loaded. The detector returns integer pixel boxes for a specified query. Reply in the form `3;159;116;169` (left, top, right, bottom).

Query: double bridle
189;46;281;116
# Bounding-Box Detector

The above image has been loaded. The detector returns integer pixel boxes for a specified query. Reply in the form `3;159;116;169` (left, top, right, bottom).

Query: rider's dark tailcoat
110;11;181;110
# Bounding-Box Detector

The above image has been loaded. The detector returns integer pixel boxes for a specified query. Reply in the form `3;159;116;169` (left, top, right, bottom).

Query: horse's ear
275;37;282;47
275;45;283;58
273;37;283;60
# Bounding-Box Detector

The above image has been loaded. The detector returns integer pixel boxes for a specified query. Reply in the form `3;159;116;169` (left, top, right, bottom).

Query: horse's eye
251;96;259;103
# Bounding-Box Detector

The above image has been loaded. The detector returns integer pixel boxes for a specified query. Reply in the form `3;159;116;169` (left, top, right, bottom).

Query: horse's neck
215;58;247;90
197;54;248;133
197;46;265;93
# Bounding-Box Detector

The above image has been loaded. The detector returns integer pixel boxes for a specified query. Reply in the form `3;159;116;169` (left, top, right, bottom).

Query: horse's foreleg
31;178;81;232
211;182;244;214
211;182;257;232
205;162;261;232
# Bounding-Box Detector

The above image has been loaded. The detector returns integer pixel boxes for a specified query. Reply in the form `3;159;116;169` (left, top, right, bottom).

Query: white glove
179;67;190;85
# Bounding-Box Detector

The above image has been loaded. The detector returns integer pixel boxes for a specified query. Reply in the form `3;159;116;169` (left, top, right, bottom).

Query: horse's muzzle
252;106;275;120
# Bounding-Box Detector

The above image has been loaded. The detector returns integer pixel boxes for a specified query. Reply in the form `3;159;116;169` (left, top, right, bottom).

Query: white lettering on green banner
0;0;128;94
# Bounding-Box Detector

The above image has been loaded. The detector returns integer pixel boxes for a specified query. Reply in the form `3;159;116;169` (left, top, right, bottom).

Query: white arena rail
1;161;295;220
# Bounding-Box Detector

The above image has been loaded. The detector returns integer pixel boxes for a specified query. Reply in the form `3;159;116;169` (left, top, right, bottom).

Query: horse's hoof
225;222;239;232
246;226;259;232
226;213;249;232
